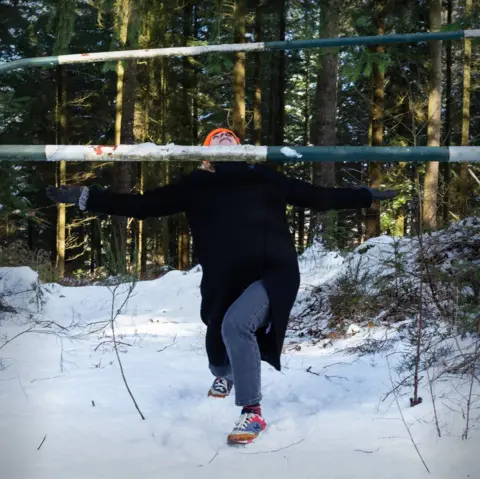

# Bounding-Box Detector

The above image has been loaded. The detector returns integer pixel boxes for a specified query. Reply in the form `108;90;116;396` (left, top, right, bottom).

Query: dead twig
386;355;430;474
94;340;132;352
37;435;47;451
325;374;348;381
240;439;305;455
208;446;222;465
354;448;380;453
426;366;441;437
157;334;177;353
0;326;35;352
462;339;479;440
30;375;63;383
17;374;29;401
109;281;146;421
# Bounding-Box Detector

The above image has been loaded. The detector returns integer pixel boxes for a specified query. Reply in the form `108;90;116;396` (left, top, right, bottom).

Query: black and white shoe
208;377;233;398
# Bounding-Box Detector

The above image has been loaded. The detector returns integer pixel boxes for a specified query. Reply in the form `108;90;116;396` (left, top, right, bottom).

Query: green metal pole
1;30;478;74
267;30;465;50
267;146;452;163
0;145;46;161
0;144;479;162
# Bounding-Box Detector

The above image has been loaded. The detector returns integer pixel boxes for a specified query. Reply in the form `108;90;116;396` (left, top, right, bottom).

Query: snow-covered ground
0;247;479;479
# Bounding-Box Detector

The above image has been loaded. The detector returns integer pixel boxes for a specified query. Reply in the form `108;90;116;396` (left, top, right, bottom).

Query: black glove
46;185;84;205
363;187;397;201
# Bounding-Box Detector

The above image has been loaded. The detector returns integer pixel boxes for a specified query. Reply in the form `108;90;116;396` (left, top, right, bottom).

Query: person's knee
221;308;249;344
221;313;238;343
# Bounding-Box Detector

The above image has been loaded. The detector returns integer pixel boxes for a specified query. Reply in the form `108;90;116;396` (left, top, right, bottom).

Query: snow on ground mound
0;266;41;314
291;217;480;339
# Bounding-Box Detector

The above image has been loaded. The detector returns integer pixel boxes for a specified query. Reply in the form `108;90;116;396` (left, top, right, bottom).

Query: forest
0;0;479;281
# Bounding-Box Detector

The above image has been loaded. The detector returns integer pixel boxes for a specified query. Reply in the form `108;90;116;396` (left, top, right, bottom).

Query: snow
0;266;40;311
280;146;303;159
1;255;479;478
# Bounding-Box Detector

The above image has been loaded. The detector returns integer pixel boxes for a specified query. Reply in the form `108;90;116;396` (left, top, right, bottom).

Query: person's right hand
46;185;84;205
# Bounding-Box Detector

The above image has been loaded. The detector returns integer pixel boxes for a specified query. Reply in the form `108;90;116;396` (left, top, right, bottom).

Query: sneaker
227;409;267;445
208;377;233;398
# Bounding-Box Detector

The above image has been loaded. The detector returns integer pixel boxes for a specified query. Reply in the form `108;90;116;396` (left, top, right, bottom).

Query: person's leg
221;280;270;407
221;280;270;444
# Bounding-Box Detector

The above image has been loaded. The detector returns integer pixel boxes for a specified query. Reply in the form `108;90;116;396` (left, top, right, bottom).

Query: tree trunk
253;1;263;145
55;65;67;278
423;0;442;230
177;2;195;270
442;0;453;225
136;163;145;277
312;0;340;242
90;219;102;273
365;0;385;239
111;0;136;273
459;0;472;215
233;0;246;140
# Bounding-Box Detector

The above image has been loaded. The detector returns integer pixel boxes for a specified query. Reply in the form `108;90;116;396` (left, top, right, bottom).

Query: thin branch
0;326;35;352
208;446;222;464
381;373;414;403
37;435;47;451
108;281;145;421
157;334;177;353
111;316;145;420
94;340;132;352
325;374;348;381
386;355;430;474
354;448;380;454
240;439;305;455
426;366;441;437
462;339;479;440
30;375;63;383
17;374;29;401
468;168;480;186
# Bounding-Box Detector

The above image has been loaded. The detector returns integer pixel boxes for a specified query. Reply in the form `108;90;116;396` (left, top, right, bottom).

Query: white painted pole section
44;143;269;162
58;43;266;65
464;29;480;38
449;146;480;162
45;145;86;161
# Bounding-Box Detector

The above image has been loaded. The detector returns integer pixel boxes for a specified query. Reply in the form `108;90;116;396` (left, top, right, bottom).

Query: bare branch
0;326;35;352
107;279;145;421
157;334;177;353
386;355;430;474
37;435;47;451
94;340;132;352
354;448;380;454
240;439;305;455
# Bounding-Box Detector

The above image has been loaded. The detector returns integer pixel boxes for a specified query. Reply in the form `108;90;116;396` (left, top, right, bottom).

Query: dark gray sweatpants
209;280;270;407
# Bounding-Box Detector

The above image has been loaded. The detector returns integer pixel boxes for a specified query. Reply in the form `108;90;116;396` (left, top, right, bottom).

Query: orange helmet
203;128;241;146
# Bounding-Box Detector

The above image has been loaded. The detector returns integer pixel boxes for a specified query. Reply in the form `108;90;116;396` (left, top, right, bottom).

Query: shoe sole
207;390;229;398
227;424;267;445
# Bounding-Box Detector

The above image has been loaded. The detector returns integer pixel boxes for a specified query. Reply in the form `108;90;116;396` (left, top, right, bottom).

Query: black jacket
86;162;372;370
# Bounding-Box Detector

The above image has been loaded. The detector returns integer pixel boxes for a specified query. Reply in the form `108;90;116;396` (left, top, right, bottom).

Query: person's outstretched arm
46;178;192;219
284;175;396;211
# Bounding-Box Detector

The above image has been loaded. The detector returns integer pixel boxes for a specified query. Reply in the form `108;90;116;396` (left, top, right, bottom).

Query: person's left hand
364;187;397;201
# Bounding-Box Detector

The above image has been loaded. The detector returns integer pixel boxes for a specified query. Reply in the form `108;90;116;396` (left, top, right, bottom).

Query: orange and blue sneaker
208;377;233;398
227;406;267;445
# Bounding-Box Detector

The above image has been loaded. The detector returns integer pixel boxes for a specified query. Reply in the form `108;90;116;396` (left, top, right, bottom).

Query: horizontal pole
268;30;466;50
0;144;479;163
1;29;477;74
